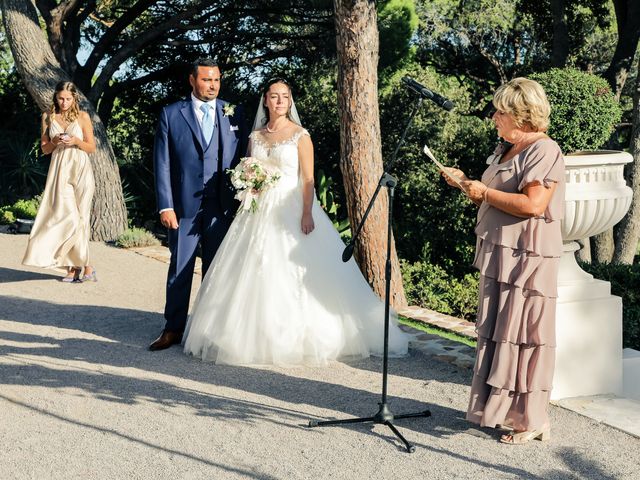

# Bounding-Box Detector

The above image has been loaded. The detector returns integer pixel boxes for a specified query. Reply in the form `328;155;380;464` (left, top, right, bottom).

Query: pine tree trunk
605;0;640;99
550;0;569;68
593;230;615;264
1;0;127;241
576;238;592;263
333;0;407;308
613;58;640;264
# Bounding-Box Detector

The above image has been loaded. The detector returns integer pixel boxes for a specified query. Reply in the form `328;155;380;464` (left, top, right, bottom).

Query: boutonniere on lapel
223;103;236;117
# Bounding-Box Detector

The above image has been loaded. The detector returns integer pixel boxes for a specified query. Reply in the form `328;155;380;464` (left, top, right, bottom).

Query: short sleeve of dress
517;140;564;191
293;128;310;144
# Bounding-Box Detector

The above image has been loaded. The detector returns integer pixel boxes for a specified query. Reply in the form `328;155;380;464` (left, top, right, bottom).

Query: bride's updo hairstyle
50;81;81;125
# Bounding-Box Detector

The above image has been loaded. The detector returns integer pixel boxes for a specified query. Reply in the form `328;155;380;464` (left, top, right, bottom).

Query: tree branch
78;0;161;87
168;4;329;32
98;64;181;125
604;0;640;98
87;0;225;102
55;0;84;19
166;32;325;46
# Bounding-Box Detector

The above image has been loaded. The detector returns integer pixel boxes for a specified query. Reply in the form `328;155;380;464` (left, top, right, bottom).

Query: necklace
265;123;280;133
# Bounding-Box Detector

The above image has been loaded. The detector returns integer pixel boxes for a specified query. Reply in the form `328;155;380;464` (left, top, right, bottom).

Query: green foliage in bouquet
531;68;621;153
115;227;160;248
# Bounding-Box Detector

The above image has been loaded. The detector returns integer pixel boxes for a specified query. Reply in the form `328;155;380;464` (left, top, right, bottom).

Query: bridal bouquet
227;157;281;213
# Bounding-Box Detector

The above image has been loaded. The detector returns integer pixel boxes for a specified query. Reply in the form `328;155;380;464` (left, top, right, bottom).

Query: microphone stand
308;96;431;453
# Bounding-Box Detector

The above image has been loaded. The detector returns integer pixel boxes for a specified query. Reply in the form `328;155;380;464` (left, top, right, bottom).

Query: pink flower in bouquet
227;157;281;212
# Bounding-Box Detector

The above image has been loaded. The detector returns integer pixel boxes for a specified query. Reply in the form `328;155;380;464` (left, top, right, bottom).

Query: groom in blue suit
150;58;247;351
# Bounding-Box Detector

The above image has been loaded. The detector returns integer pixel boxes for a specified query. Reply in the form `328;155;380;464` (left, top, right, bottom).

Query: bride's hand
301;212;314;235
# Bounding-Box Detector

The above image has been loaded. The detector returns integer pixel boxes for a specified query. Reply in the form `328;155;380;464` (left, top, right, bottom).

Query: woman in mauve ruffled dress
442;77;565;445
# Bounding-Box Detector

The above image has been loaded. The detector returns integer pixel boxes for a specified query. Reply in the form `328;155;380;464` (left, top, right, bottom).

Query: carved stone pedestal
552;151;633;400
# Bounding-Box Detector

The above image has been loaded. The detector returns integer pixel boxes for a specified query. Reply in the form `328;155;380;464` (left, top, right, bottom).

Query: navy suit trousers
163;196;232;333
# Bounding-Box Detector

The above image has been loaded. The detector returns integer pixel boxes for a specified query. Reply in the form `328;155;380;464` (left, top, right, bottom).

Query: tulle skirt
183;181;408;366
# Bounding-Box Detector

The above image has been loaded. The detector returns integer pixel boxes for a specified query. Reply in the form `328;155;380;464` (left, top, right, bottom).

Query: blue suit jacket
154;97;248;219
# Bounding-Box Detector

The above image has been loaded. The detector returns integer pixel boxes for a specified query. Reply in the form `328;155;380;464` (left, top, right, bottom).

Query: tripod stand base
308;403;431;453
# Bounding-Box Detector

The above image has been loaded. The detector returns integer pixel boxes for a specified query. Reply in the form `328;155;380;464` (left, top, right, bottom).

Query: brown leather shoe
149;330;183;351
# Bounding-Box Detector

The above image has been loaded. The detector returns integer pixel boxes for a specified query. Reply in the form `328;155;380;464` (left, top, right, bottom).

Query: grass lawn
398;316;477;348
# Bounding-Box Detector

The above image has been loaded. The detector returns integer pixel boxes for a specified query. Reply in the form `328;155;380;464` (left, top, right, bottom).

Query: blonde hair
493;77;550;132
49;81;81;125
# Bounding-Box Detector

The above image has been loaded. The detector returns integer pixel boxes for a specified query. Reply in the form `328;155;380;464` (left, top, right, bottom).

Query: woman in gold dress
23;81;97;282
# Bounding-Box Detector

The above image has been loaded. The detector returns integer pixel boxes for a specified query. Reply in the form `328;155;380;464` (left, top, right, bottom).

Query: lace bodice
249;129;309;187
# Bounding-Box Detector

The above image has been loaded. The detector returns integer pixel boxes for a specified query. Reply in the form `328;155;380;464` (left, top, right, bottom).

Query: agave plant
316;168;351;240
0;137;47;201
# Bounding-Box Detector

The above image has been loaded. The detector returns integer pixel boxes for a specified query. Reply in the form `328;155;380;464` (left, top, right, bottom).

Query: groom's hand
160;210;179;229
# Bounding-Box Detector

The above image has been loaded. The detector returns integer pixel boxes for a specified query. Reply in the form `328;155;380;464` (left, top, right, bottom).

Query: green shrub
0;196;41;224
380;65;494;277
11;197;40;219
0;207;16;225
316;169;350;240
401;260;479;321
115;227;160;248
531;68;622;153
579;261;640;350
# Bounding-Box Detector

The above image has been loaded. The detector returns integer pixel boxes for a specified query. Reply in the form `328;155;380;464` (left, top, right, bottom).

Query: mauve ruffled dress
466;139;565;431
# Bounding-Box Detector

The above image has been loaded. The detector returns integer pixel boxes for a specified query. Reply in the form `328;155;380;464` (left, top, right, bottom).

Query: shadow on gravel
342;347;473;387
0;295;456;434
1;293;627;478
0;392;279;480
0;266;60;283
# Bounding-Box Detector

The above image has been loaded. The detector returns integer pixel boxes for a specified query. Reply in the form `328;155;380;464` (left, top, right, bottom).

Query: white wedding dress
183;128;408;366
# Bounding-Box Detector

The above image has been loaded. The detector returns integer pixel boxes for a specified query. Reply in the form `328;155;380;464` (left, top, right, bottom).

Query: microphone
342;243;354;262
401;77;454;111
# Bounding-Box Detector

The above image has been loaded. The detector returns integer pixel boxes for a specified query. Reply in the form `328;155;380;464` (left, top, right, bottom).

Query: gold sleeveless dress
23;118;95;268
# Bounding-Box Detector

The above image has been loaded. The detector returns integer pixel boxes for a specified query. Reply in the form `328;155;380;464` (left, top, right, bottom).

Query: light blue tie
200;103;214;144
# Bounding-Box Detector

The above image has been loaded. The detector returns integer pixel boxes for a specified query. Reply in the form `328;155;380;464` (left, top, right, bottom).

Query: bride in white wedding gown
183;78;408;365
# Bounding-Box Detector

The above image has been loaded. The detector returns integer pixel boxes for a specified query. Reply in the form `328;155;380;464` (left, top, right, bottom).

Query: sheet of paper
423;145;464;189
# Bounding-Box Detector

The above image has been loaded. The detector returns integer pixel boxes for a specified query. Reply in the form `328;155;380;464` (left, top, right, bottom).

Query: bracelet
483;188;490;203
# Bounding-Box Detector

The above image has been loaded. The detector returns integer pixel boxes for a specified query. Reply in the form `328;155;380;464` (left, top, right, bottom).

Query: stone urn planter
8;218;35;234
552;150;633;400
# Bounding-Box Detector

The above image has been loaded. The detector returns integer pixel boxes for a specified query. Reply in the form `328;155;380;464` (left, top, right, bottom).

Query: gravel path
1;233;639;480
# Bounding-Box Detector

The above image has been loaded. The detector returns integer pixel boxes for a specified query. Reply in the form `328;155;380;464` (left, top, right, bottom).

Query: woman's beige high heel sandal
80;267;97;282
500;427;550;445
61;267;81;283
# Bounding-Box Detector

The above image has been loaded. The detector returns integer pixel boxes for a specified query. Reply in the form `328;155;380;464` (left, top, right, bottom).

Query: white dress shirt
191;93;216;129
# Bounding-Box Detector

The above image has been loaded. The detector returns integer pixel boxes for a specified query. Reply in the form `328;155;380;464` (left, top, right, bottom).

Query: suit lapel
217;101;229;160
180;100;204;152
217;101;228;146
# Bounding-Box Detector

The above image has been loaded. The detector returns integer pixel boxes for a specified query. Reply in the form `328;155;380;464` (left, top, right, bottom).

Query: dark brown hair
189;58;219;79
261;78;293;124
